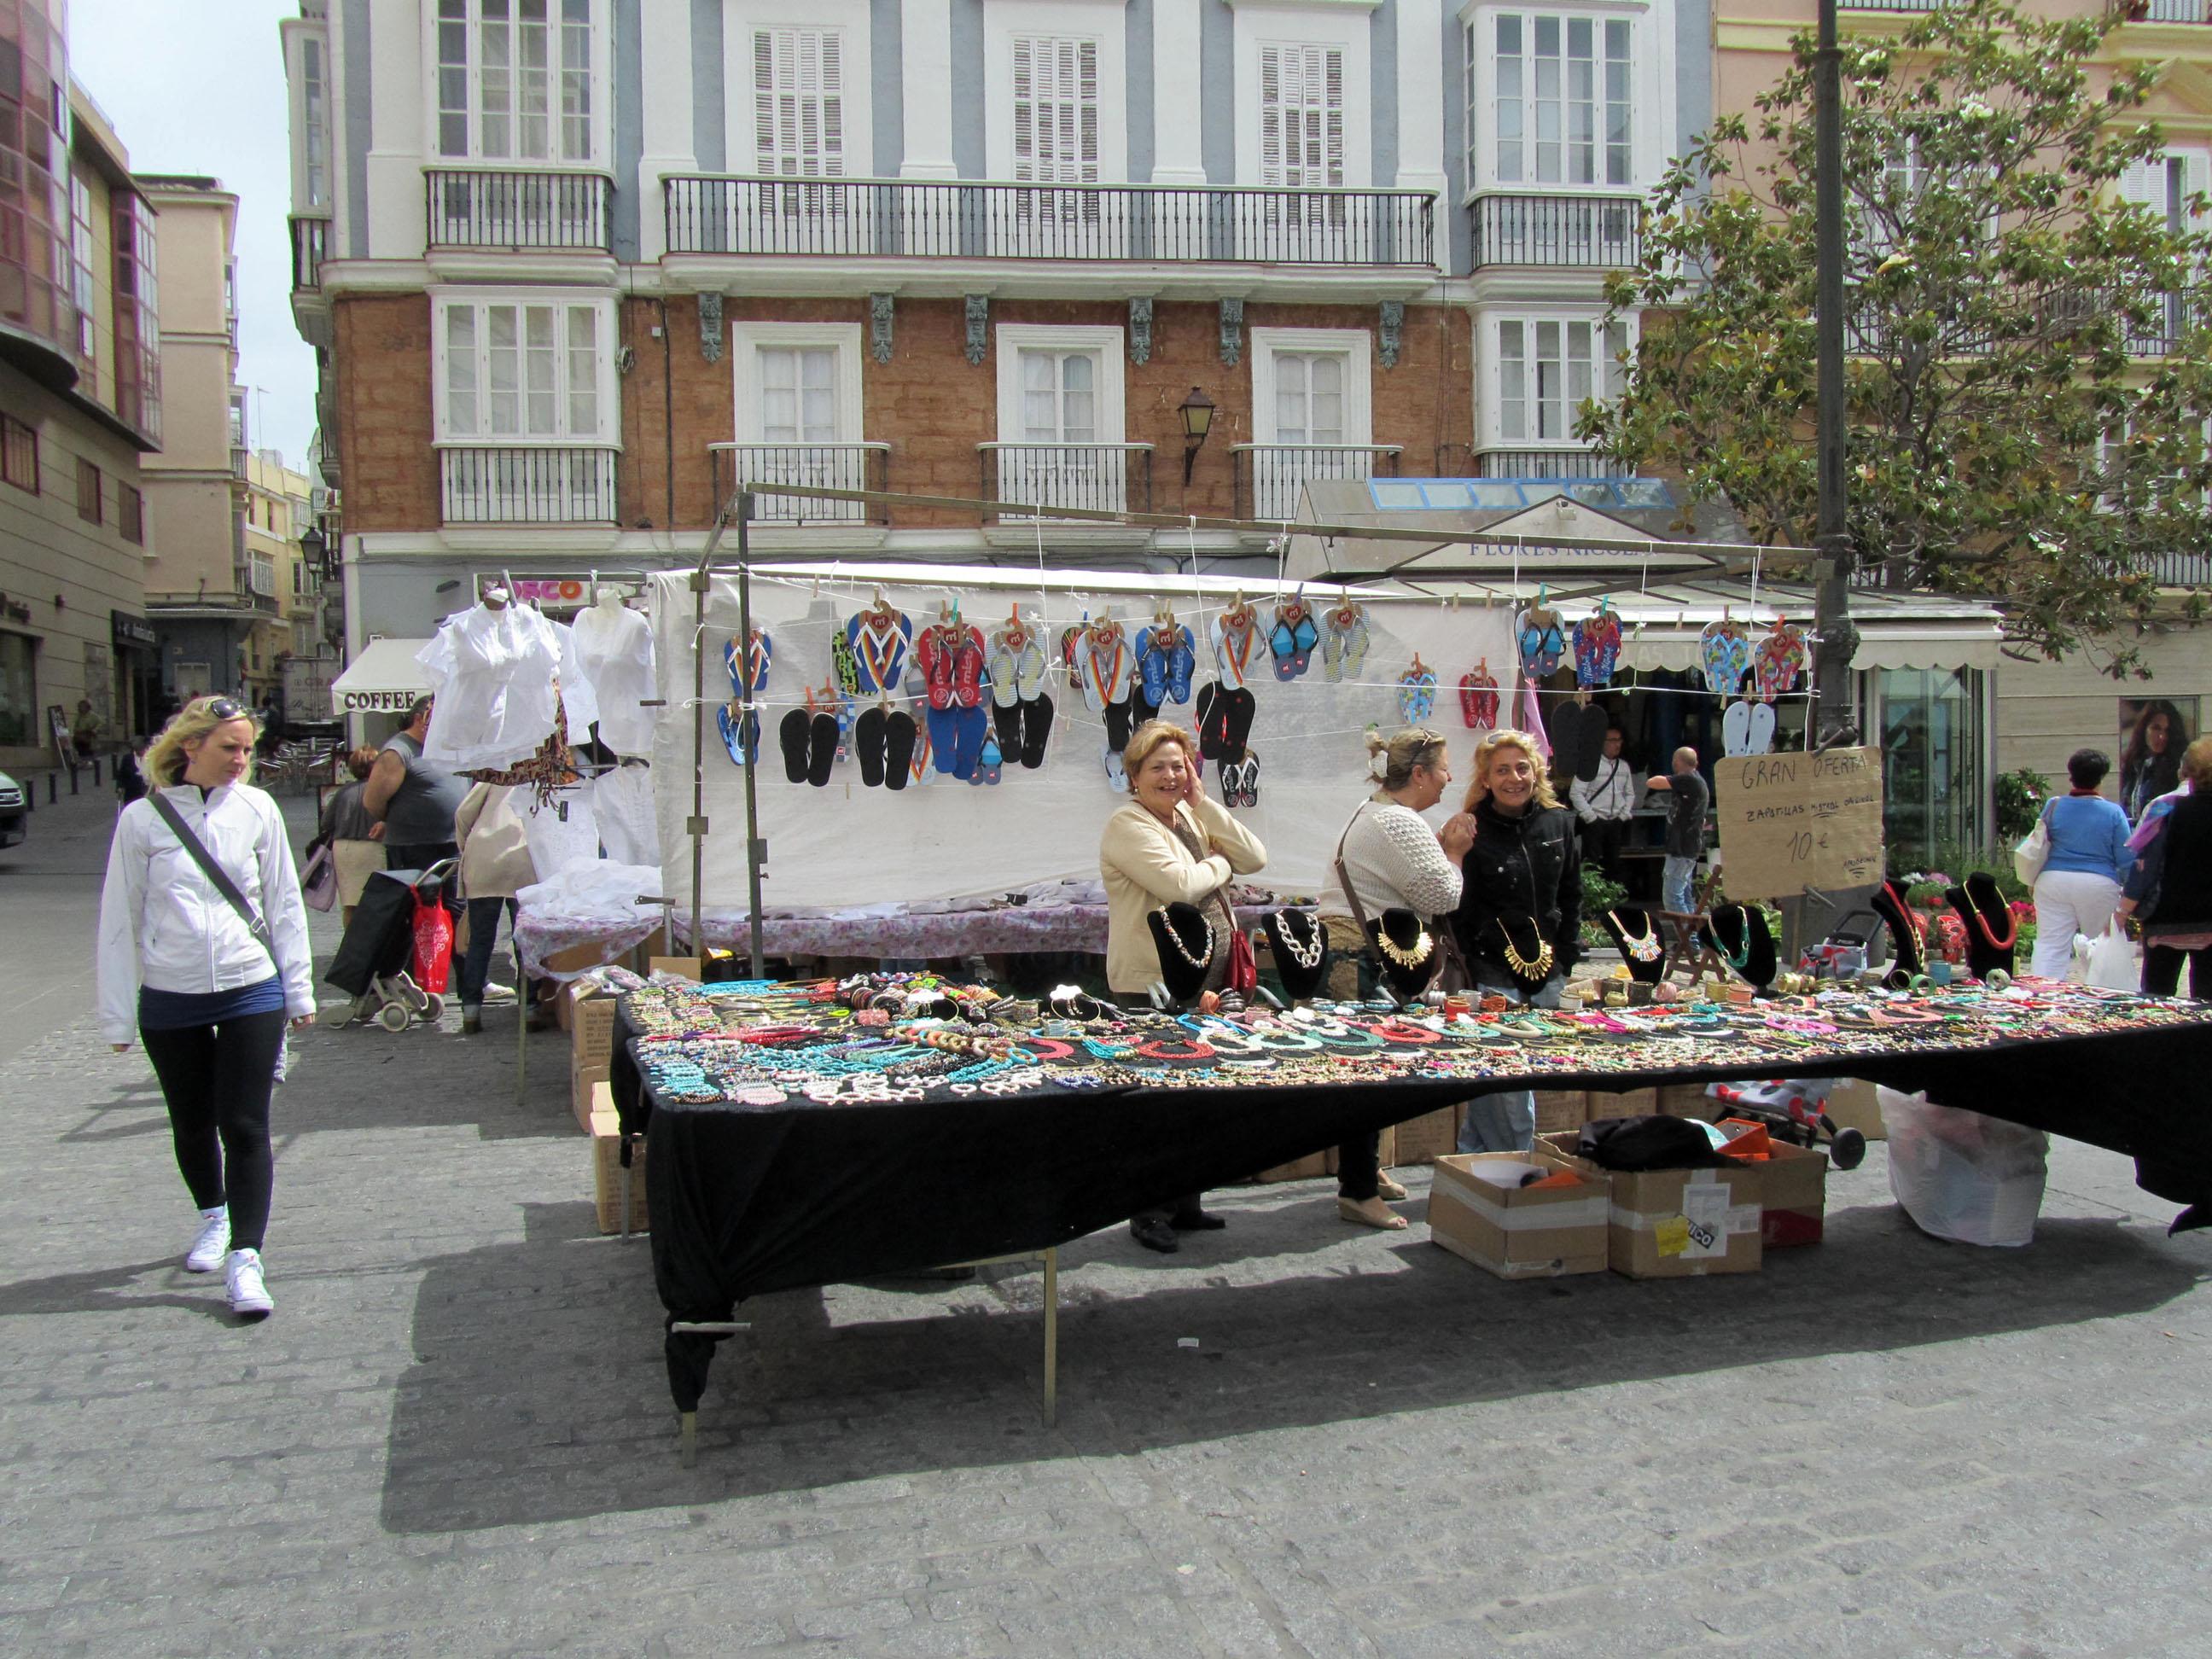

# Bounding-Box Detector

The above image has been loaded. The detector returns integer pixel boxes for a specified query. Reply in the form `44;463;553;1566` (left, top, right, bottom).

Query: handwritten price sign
1713;746;1884;900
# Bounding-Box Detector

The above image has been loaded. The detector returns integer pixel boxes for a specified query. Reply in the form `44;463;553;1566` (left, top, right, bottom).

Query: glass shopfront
0;632;35;748
1876;667;1988;873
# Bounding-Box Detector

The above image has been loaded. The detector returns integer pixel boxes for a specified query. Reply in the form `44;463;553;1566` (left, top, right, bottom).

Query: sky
71;0;315;471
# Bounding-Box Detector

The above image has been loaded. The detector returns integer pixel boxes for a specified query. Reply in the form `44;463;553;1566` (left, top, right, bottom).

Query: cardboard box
1587;1085;1659;1121
574;1066;610;1133
590;1109;649;1234
1823;1077;1887;1141
1604;1161;1765;1278
540;940;614;978
566;984;619;1068
1656;1083;1719;1121
1755;1136;1829;1249
1389;1106;1461;1167
648;955;701;981
1429;1150;1610;1278
1248;1147;1336;1184
1533;1090;1587;1136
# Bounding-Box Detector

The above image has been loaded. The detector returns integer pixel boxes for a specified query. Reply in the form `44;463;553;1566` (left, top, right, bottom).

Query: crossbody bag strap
1333;804;1383;967
147;791;273;951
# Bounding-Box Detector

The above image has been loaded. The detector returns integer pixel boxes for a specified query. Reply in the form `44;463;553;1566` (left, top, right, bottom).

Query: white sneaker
225;1249;274;1318
482;982;518;1005
184;1207;230;1273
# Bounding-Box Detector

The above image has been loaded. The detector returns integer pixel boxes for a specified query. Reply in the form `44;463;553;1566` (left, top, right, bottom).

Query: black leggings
2145;943;2212;1000
141;1010;285;1253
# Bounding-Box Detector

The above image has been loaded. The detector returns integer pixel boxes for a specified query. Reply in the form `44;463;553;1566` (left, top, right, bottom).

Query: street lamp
300;523;333;582
1179;386;1216;486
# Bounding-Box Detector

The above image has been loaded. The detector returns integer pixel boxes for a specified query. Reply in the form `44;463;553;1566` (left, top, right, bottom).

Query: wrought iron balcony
2139;0;2212;19
709;442;889;524
425;170;613;252
979;444;1154;518
2147;550;2212;586
438;446;618;525
665;177;1435;267
1470;194;1643;269
1231;445;1401;523
290;214;328;290
1837;0;1936;10
1473;447;1625;480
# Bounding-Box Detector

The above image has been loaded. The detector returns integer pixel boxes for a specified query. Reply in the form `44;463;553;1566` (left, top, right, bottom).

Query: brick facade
335;292;1473;536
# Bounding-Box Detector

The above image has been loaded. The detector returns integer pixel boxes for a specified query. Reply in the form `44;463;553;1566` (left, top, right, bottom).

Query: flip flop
972;733;1003;786
807;713;840;786
1219;757;1241;798
1195;682;1226;760
1721;698;1755;757
717;702;750;765
883;711;917;789
854;705;888;787
1222;686;1256;763
1569;703;1609;782
1746;701;1778;754
1020;692;1054;768
1137;633;1168;707
1548;701;1586;781
723;637;745;699
953;630;986;707
778;709;812;783
1166;627;1196;703
830;631;861;698
1239;753;1261;808
989;643;1022;707
1016;637;1047;701
1104;748;1128;793
1293;615;1318;653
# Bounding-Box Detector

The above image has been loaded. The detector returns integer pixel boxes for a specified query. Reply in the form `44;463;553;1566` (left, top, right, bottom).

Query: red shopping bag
410;889;454;994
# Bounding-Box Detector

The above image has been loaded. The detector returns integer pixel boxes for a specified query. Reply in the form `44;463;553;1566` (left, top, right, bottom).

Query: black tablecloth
610;1012;2212;1412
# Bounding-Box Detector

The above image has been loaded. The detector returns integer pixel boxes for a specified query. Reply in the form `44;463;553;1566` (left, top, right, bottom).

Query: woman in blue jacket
2028;748;2132;981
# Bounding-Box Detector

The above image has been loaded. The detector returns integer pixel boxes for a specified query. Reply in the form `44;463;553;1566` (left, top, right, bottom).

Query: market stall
609;974;2212;1422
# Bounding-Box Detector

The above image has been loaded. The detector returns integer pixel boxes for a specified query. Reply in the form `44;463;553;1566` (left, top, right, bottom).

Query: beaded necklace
1607;908;1662;963
1153;907;1216;971
1966;883;2018;950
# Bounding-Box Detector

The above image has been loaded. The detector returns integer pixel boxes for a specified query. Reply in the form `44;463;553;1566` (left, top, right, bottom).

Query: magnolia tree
1581;0;2211;675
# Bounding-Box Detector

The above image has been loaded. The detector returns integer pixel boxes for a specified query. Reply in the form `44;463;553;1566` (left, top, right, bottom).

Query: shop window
0;631;33;747
119;482;143;545
1878;667;1986;872
1;414;37;493
75;457;101;524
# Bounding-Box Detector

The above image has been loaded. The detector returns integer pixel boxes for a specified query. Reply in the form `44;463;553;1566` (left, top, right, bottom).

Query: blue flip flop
1166;626;1196;704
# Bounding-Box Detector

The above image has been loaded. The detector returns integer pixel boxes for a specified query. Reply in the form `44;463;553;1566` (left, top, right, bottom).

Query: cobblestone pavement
3;799;2210;1656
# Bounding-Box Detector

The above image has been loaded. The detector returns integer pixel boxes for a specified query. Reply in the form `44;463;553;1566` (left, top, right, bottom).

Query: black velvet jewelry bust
1700;903;1778;991
1946;871;2019;981
1264;908;1330;1002
1368;907;1440;1003
1148;901;1216;1006
1869;877;1928;989
1599;904;1669;985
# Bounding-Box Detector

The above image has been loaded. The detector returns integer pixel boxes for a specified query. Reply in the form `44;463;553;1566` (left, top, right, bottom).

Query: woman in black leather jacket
1448;729;1582;1152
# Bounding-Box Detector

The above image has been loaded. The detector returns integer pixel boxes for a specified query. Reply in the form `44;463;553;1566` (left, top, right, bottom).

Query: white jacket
1569;757;1639;824
96;783;317;1044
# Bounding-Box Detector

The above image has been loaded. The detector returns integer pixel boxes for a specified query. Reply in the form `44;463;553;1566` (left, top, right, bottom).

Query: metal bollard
47;772;57;805
91;757;102;789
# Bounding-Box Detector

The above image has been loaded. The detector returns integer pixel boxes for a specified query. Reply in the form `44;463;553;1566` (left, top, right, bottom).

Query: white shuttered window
1012;37;1100;187
1260;44;1344;192
754;27;846;182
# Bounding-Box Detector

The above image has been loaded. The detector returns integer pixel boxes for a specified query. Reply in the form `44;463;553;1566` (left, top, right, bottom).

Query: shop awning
329;637;432;716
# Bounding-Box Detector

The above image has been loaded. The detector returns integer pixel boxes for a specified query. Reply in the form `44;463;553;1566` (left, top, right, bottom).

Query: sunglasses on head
203;697;247;720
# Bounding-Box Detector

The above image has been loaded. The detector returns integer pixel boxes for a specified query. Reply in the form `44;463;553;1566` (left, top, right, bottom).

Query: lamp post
1179;386;1215;486
299;523;330;582
1811;0;1858;747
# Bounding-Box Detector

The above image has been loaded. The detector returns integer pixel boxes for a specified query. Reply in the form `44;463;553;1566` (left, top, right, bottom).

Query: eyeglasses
203;697;246;720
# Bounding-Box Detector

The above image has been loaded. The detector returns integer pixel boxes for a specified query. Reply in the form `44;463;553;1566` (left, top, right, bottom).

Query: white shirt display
568;598;657;758
416;602;565;771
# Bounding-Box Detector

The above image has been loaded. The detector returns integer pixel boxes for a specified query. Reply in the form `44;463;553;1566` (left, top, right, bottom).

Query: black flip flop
883;710;917;789
1571;702;1611;783
854;705;887;788
806;713;839;787
1222;686;1256;764
778;709;812;783
1195;683;1224;760
1020;692;1053;768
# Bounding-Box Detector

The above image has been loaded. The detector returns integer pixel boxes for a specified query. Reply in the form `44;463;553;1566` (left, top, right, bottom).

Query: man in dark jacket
1647;746;1708;915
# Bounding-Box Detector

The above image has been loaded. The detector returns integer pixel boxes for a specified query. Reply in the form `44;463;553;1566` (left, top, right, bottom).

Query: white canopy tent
329;637;434;717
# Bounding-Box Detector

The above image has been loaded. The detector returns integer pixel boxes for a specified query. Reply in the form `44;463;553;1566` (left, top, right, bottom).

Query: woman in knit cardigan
1098;719;1268;1253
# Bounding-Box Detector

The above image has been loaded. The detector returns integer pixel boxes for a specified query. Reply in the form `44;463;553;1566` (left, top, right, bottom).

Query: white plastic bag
1877;1087;2047;1247
2086;920;2139;992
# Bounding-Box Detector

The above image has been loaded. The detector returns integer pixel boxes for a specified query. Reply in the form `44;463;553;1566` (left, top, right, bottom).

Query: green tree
1582;0;2210;676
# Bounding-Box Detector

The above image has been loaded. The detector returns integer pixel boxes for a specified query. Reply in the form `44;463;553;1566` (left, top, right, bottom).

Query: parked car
0;770;25;848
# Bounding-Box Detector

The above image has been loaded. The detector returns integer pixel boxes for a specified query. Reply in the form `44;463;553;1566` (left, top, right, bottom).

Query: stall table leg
669;1320;750;1466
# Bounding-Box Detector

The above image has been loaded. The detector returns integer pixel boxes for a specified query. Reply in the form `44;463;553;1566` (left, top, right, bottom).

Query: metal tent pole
735;503;765;978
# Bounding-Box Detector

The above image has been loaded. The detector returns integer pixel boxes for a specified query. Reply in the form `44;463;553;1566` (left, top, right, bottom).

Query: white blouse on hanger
416;602;565;771
568;600;657;758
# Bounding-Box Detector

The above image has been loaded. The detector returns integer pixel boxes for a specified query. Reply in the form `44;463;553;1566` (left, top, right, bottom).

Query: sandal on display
883;710;917;790
1105;748;1129;793
1165;626;1197;704
717;701;757;766
1721;698;1755;757
1019;691;1054;768
972;733;1004;786
1746;701;1778;755
1137;629;1170;707
808;713;841;786
853;705;888;788
778;709;812;783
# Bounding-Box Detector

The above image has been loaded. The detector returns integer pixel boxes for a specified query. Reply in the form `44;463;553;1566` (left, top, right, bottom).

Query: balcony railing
425;170;613;251
1470;194;1643;269
2135;0;2209;16
290;214;328;290
1837;0;1936;10
665;177;1436;267
1231;445;1402;522
980;444;1154;518
1474;447;1626;480
709;442;890;523
439;446;618;524
230;567;280;615
2148;550;2212;586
